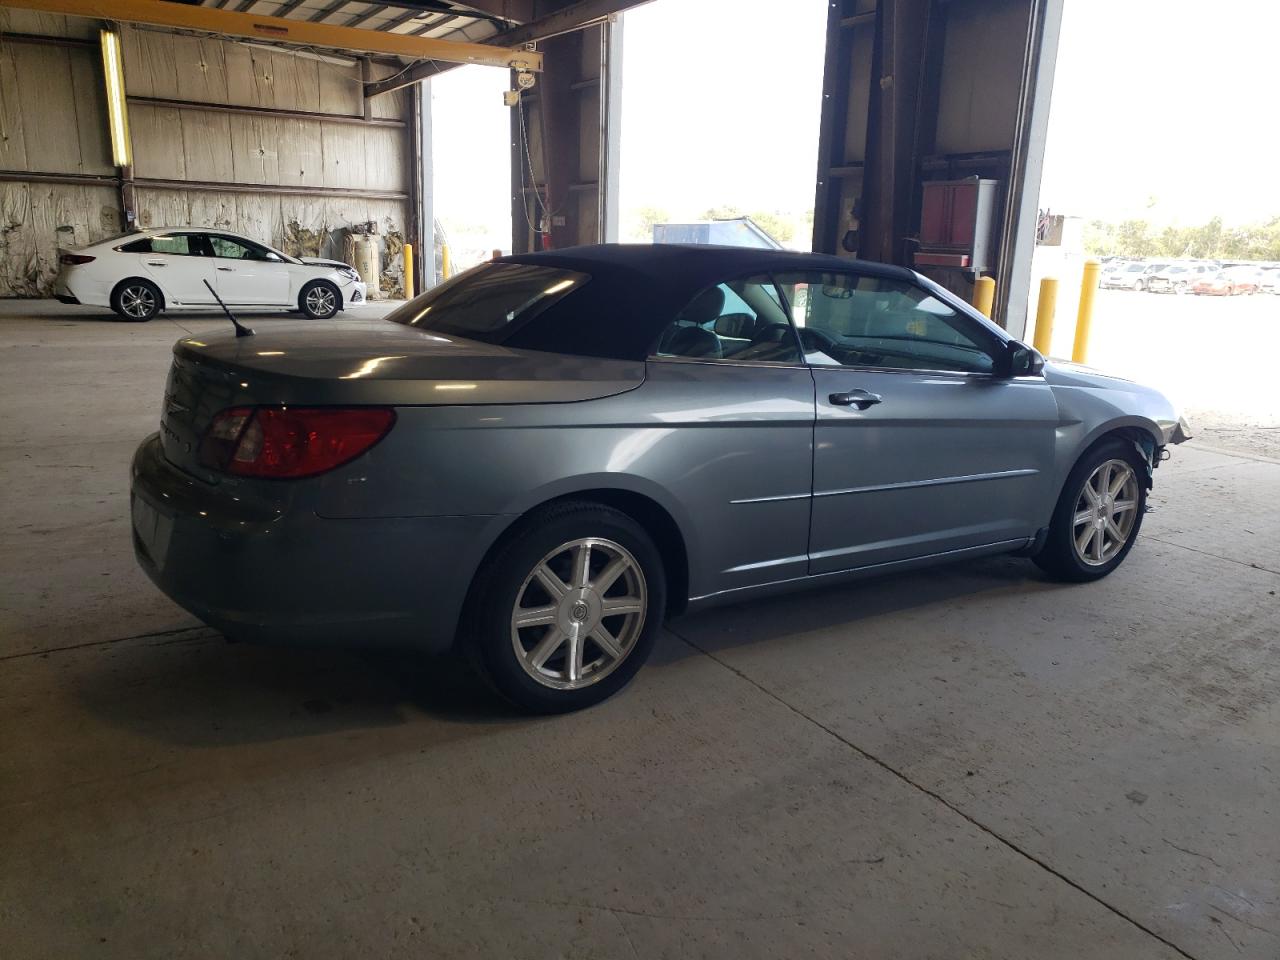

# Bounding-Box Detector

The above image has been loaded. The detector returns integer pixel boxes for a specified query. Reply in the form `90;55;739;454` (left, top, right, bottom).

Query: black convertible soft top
498;243;917;361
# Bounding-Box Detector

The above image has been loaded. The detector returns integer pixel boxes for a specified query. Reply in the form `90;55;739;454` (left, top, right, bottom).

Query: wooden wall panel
229;115;282;185
0;9;93;40
68;51;114;175
319;60;363;117
172;35;231;105
275;119;326;188
363;125;405;192
12;44;82;173
178;110;235;182
129;104;187;180
320;123;368;189
0;42;30;170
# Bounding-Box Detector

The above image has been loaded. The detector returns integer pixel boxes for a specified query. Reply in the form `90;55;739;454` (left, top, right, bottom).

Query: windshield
385;262;589;342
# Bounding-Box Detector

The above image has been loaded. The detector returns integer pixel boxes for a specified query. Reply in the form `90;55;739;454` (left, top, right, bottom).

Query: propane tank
344;233;381;299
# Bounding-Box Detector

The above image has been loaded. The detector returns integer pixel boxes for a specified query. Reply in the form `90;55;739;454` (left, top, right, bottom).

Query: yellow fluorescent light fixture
434;383;477;391
100;29;132;167
543;279;576;295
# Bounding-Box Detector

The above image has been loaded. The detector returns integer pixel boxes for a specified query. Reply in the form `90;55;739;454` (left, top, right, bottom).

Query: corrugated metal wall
0;12;119;296
0;11;413;298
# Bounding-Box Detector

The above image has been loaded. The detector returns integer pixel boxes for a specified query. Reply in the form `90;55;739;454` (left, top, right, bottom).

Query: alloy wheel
510;537;647;690
120;285;156;319
1072;458;1139;566
305;286;337;316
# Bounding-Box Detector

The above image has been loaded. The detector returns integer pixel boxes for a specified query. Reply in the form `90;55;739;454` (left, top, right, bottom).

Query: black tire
465;501;666;713
299;280;341;319
110;278;162;321
1034;438;1148;582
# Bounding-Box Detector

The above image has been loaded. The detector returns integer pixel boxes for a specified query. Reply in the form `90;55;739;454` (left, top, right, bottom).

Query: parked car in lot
1194;266;1264;296
55;228;367;321
1146;262;1217;294
1101;261;1167;291
1191;272;1233;296
130;244;1191;712
1222;266;1263;295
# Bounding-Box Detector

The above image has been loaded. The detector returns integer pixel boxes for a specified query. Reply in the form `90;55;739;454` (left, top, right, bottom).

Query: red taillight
59;253;95;266
199;406;396;479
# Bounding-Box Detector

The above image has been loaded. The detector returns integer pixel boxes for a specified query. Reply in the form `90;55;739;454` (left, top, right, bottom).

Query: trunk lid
158;321;645;481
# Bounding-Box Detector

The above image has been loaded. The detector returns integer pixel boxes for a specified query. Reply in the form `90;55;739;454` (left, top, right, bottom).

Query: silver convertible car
131;245;1191;711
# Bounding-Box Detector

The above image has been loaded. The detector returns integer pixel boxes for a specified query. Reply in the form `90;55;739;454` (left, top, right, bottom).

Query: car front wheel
111;278;162;321
466;502;666;713
299;280;340;319
1034;439;1147;582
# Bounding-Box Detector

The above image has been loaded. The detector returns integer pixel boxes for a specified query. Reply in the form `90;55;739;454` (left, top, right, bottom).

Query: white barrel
344;234;381;299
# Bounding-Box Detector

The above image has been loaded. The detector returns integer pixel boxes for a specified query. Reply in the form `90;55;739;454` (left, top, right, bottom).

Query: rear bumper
130;433;496;652
55;270;113;308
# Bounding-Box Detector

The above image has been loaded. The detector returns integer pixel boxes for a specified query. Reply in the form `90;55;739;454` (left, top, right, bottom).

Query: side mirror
1000;340;1045;378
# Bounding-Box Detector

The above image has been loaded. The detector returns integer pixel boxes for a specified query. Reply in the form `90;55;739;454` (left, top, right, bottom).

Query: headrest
679;286;726;325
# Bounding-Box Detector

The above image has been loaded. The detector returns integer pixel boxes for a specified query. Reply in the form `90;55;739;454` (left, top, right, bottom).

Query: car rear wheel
466;502;666;713
110;278;162;321
299;280;340;319
1034;439;1147;582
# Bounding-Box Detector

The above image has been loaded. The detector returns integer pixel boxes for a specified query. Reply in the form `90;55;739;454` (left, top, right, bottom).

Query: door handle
145;260;166;266
829;389;883;410
216;266;234;272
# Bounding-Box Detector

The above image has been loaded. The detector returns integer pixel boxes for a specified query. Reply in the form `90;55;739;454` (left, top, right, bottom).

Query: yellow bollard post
441;244;452;280
1072;259;1101;364
1032;277;1058;356
402;242;414;300
971;275;996;318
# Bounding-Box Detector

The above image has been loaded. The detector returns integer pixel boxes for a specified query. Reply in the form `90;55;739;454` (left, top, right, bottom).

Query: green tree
699;205;743;221
747;211;794;244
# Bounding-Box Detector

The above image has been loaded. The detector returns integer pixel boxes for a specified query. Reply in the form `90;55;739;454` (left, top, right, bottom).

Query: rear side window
653;275;801;364
119;234;203;256
386;262;589;343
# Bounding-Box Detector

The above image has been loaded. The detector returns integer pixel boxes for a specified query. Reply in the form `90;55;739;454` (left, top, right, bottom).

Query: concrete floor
1;302;1277;959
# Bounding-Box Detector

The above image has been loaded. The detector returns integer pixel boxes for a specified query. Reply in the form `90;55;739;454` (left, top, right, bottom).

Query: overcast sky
430;0;1278;240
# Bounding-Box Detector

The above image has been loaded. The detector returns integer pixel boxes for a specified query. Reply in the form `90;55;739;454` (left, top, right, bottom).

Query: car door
123;233;216;305
644;274;816;600
207;234;292;305
774;269;1060;574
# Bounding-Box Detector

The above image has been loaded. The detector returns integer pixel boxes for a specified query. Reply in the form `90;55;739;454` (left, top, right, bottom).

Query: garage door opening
1032;0;1280;457
429;65;514;278
618;0;827;251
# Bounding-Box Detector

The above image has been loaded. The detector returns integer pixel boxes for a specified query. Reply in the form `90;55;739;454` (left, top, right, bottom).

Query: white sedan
55;227;367;321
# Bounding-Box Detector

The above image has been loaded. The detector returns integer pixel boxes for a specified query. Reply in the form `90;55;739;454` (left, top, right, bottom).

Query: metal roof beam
0;0;542;70
365;0;646;97
307;0;352;22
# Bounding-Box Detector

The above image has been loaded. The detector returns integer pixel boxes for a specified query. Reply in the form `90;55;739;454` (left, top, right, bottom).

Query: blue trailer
652;217;783;249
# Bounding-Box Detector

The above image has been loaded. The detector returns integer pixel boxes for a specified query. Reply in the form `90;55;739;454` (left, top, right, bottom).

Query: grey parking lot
2;301;1278;959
